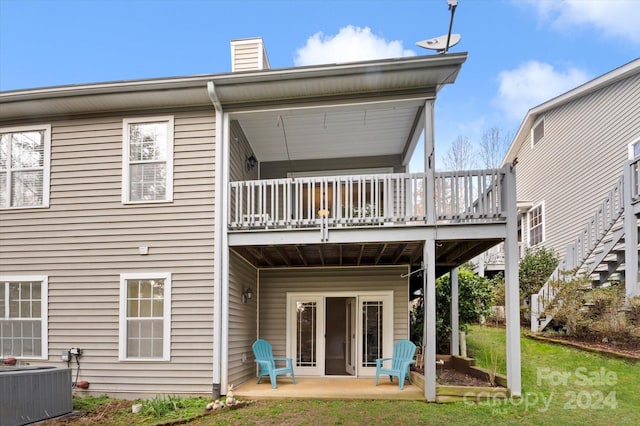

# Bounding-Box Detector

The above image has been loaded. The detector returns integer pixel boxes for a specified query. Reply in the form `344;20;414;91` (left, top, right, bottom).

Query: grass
61;326;640;425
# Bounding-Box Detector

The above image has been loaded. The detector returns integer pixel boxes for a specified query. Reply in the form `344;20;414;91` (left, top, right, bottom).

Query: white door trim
286;290;393;377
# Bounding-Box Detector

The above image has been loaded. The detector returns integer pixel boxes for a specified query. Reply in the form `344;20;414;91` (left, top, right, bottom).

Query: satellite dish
416;33;461;53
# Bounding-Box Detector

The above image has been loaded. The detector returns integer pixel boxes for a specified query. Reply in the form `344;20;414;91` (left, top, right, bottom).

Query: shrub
519;246;559;300
410;267;495;353
548;274;591;337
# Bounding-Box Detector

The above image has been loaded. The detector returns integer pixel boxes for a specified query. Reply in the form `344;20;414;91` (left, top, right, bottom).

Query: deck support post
450;267;460;356
624;160;639;299
424;100;436;225
423;238;437;401
503;163;522;397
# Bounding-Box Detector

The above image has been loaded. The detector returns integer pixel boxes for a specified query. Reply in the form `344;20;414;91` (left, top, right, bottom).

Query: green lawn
63;326;640;425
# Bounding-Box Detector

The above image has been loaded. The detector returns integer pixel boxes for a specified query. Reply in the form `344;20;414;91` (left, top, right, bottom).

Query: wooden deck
233;377;424;401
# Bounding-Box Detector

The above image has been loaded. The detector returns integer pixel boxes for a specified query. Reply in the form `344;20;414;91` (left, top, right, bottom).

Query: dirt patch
437;367;494;386
413;366;494;387
530;333;640;360
40;399;131;425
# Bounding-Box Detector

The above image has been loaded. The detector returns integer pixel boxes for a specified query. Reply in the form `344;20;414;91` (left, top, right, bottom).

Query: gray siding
260;155;406;179
515;73;640;258
257;266;409;360
230;120;258;182
227;250;258;387
0;109;217;396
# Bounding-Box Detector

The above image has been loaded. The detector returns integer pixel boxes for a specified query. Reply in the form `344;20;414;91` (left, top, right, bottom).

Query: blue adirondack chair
252;339;296;389
374;340;416;390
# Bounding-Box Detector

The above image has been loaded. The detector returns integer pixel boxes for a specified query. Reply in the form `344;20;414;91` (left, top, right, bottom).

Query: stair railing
531;175;624;331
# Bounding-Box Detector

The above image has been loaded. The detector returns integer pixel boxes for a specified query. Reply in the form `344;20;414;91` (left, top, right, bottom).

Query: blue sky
1;0;639;170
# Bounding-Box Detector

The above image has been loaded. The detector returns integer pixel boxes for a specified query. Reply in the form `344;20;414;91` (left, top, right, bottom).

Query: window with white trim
531;118;544;146
119;273;171;361
628;137;640;159
528;203;544;246
122;117;174;203
0;125;51;209
0;276;48;358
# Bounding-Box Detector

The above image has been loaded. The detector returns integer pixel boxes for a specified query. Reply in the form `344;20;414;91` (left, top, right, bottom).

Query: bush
550;274;592;337
550;276;638;343
519;246;559;300
410;267;495;353
627;296;640;330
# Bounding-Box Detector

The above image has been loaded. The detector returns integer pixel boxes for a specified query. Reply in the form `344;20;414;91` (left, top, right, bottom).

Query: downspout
207;81;226;398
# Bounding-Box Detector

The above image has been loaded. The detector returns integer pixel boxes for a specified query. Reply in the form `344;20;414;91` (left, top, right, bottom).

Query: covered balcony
208;51;521;402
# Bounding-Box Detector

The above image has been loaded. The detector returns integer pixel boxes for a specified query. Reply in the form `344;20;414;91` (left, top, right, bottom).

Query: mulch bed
413;366;495;387
526;332;640;361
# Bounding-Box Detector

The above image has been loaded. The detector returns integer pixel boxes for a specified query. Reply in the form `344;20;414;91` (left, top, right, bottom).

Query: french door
287;291;392;377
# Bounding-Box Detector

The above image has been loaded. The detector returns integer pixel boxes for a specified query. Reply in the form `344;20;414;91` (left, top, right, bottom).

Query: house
501;58;640;331
0;37;521;401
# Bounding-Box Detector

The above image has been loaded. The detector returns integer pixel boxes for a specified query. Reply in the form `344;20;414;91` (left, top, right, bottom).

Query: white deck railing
228;169;507;230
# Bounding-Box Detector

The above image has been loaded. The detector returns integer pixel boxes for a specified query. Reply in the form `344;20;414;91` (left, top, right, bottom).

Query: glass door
358;294;393;376
345;297;356;375
289;295;324;376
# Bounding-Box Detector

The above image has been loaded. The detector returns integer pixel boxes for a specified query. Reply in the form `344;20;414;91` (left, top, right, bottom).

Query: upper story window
0;125;51;209
0;276;48;359
119;273;171;361
628;137;640;159
122;117;174;203
531;118;544;147
528;203;545;246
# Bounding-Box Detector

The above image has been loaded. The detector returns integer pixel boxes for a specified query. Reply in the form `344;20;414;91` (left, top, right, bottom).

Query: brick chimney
230;37;270;72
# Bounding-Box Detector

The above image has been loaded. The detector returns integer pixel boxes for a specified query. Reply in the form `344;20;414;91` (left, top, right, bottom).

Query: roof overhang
0;53;467;164
503;58;640;166
209;53;467;163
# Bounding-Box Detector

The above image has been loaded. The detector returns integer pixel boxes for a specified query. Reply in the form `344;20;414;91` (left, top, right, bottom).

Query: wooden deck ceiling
231;238;502;277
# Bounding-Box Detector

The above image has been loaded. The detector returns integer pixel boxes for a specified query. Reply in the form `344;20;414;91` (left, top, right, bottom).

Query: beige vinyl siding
0;109;217;396
231;39;268;72
230;120;258;182
257;266;409;359
260;155;405;179
227;250;258;386
515;73;640;258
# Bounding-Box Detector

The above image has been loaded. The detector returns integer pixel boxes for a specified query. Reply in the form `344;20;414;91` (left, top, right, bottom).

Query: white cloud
523;0;640;44
495;60;590;120
294;25;415;66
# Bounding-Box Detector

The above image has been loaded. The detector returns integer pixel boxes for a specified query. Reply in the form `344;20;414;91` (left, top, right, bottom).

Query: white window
0;125;51;209
531;118;544;147
628;137;640;159
528;203;545;246
122;117;174;203
0;276;48;359
119;273;171;361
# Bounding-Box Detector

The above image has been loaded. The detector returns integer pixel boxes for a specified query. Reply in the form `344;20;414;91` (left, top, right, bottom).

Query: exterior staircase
531;166;640;332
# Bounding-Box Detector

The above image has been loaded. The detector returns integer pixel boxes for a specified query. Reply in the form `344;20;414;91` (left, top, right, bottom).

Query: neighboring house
0;38;521;401
501;58;640;330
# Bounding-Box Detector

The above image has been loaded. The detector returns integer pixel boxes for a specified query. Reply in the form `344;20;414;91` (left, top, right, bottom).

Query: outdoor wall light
242;287;253;304
245;154;257;171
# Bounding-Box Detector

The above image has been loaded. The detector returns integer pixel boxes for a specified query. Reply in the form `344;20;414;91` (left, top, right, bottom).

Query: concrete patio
233;377;424;401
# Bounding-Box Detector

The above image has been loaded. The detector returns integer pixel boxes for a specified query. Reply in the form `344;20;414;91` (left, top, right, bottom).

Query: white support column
624;161;639;299
423;100;436;225
450;267;460;356
503;164;522;397
423;238;437;401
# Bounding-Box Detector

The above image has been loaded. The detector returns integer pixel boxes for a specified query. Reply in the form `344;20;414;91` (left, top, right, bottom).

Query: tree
478;127;512;169
442;135;477;171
